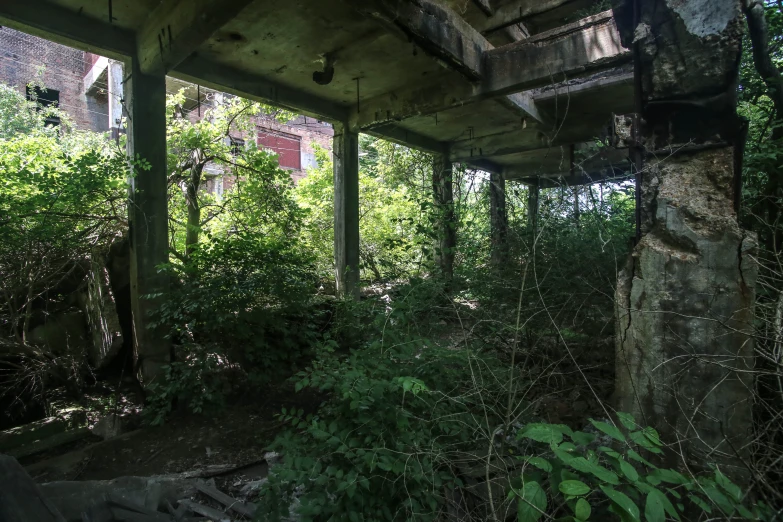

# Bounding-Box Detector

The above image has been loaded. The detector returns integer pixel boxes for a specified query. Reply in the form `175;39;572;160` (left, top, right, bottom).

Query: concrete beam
333;124;361;298
483;11;630;96
450;123;593;162
516;166;631;187
497;92;543;124
365;123;447;154
345;0;491;80
472;0;495;17
171;56;349;123
352;11;627;130
464;158;505;173
473;0;575;33
344;0;541;127
136;0;254;75
502;145;630;181
0;0;134;59
533;70;634;103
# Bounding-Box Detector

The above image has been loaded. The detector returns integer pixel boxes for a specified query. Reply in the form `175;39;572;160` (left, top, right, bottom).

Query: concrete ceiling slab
2;0;633;180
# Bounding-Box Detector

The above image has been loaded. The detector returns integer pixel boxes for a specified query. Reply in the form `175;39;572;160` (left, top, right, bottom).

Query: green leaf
560;480;591;496
575;498;592;521
598;446;621;459
617;412;638;430
518;481;547;522
619;460;639;482
572;431;596;446
714;469;742;503
589;419;626;442
701;484;734;515
627;449;653;467
649;468;688;485
688;494;712;514
559;442;577;452
600;485;640;522
629;431;663;454
644;490;666;522
524;456;553;473
518;424;564;445
568;457;620;485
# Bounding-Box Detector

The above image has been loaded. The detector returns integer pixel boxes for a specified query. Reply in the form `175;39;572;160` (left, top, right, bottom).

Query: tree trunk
743;0;783;252
432;154;456;283
184;155;205;260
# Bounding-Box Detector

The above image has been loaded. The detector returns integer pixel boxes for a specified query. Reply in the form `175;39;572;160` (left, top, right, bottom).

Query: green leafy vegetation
512;415;771;521
4;2;783;514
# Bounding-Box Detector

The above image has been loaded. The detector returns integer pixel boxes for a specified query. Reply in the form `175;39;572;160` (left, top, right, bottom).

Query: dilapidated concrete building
0;0;757;474
0;27;334;181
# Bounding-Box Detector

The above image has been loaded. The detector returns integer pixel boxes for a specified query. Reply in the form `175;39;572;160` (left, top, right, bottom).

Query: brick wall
0;27;109;132
0;28;333;184
255;114;334;182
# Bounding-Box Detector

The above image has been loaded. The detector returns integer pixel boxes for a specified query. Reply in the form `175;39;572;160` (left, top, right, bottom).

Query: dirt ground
19;383;319;487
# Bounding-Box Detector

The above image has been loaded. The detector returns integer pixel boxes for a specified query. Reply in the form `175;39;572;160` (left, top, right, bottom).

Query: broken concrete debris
0;411;91;459
0;452;283;521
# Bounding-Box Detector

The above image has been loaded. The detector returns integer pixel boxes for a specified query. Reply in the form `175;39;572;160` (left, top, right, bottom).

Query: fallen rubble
0;452;282;521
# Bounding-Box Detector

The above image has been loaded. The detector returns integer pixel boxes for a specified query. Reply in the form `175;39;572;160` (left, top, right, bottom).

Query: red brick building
0;26;333;182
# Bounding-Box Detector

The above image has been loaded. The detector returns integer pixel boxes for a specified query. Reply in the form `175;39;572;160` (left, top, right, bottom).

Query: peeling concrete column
612;0;756;476
489;171;508;268
333;123;360;298
107;60;124;140
433;153;456;282
124;57;171;386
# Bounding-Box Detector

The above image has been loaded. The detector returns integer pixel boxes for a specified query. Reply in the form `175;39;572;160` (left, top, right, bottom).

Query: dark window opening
230;137;245;156
26;85;60;126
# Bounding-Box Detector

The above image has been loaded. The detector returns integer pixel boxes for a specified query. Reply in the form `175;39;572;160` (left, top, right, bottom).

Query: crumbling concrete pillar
489;171;508;268
612;0;756;476
433;152;456;282
107;60;124;140
124;58;171;386
333;123;360;298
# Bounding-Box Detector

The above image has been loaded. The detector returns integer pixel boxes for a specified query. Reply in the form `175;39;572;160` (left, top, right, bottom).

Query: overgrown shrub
513;414;771;521
258;337;517;521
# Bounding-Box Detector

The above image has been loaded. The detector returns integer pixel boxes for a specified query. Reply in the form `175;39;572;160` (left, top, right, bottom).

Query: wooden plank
110;506;173;522
178;500;230;522
0;454;66;522
194;481;256;518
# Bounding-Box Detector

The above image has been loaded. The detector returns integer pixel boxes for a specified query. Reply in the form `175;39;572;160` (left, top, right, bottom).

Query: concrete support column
433;153;456;282
489;171;508;268
527;179;539;238
613;0;756;476
124;58;171;386
333;123;360;298
107;60;124;140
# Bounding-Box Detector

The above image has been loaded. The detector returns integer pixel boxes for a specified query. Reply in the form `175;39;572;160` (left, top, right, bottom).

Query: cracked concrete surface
614;0;757;479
